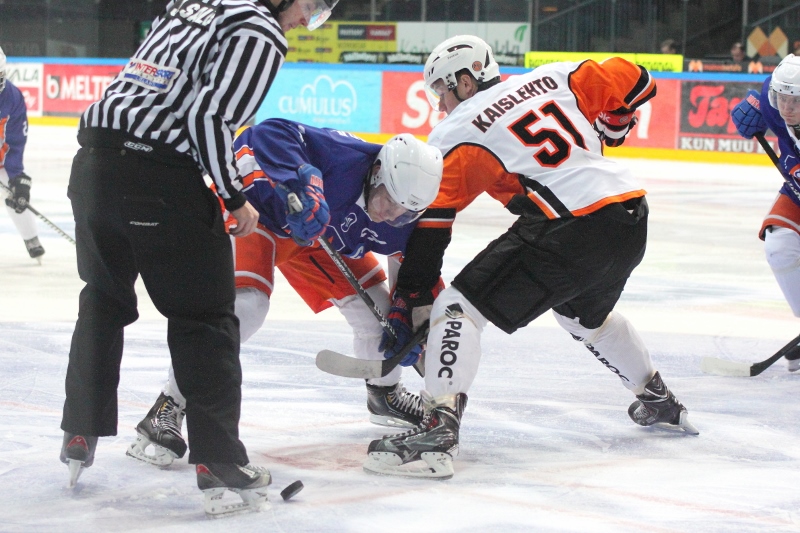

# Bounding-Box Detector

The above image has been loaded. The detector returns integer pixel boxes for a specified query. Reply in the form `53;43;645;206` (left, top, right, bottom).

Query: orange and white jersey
424;58;655;224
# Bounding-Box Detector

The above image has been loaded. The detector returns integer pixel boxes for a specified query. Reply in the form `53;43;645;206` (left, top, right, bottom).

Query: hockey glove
594;108;638;147
731;90;767;139
379;294;424;367
4;173;32;214
275;164;331;244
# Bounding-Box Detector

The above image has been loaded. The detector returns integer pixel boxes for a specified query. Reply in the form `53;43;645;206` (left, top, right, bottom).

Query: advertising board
5;63;43;116
43;64;123;116
255;67;383;132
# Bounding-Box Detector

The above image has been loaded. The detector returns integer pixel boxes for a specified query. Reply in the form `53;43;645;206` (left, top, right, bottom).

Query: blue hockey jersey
0;80;29;178
759;77;800;207
234;119;416;258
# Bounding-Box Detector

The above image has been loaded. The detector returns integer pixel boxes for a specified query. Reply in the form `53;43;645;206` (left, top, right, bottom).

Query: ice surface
1;126;799;532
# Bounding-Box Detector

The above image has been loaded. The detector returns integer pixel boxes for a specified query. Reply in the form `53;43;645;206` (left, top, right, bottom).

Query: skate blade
652;411;699;436
203;487;270;517
66;459;84;488
363;451;454;480
369;414;419;429
126;434;177;467
789;359;800;372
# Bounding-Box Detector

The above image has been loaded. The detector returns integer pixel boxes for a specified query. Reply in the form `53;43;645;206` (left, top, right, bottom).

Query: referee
59;0;339;506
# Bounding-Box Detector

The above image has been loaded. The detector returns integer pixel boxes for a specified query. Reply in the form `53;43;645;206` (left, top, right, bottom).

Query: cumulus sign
256;68;381;132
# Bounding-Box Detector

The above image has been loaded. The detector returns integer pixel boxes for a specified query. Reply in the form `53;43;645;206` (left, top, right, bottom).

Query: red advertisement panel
678;80;776;153
43;64;123;116
619;78;679;149
19;87;41;115
380;71;444;136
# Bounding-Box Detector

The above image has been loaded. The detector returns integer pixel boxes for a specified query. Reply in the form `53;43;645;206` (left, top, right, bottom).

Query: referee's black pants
61;130;248;465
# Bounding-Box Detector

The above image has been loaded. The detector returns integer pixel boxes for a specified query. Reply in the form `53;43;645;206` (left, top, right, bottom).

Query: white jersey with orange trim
424;58;655;223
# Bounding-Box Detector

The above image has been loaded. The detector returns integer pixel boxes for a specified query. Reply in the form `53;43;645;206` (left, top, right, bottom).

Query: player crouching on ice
0;46;45;263
126;119;443;467
364;36;698;481
731;54;800;371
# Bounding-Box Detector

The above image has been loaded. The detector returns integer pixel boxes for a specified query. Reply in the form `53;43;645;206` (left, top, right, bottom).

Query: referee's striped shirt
80;0;287;211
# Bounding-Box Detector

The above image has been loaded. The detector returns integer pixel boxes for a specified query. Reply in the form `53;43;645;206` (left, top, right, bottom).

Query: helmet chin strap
451;85;467;104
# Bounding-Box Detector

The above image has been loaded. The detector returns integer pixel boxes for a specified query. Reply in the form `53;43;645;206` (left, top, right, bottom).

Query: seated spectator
731;41;749;63
660;39;678;54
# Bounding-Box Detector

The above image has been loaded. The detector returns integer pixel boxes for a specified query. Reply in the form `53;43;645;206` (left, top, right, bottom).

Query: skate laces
156;397;184;437
388;384;424;417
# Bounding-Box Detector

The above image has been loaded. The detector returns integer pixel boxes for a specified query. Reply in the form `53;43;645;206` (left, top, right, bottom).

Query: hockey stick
0;181;76;245
316;320;429;379
286;192;425;377
701;333;800;377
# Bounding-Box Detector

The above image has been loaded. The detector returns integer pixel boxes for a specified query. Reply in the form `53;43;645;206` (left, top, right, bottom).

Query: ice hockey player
731;53;800;370
59;0;339;516
364;35;698;480
0;46;45;263
126;118;443;468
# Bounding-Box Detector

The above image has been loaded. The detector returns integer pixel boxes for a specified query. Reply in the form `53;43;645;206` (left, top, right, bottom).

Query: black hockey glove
5;173;32;214
594;108;638;147
379;293;425;367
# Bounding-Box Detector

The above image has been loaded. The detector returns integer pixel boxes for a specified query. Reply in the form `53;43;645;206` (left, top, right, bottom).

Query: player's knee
430;286;487;331
335;283;390;336
553;311;605;343
764;226;800;273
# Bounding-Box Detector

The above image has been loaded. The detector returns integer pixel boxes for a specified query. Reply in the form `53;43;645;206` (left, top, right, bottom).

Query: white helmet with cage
769;53;800;112
0;45;6;95
368;134;443;227
423;35;501;110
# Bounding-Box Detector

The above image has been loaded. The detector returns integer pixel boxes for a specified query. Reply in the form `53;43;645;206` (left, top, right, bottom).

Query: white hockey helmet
423;35;501;110
769;54;800;113
0;46;6;95
368;134;443;227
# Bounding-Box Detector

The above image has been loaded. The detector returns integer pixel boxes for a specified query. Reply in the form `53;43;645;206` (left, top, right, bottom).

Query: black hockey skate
24;237;44;264
367;382;424;428
59;432;98;488
628;372;698;435
364;392;467;479
127;393;187;466
196;462;272;516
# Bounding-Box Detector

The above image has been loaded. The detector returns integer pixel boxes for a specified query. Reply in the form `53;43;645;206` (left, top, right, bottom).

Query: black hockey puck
280;480;304;501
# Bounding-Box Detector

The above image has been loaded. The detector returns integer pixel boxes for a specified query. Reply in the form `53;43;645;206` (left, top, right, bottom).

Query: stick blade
700;356;753;377
316;350;382;379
